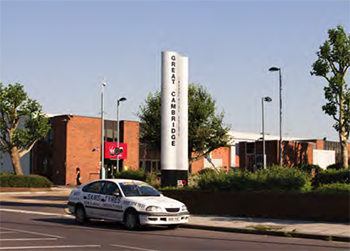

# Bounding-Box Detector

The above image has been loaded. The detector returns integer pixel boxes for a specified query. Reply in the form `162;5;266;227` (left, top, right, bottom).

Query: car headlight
181;205;188;212
146;206;162;212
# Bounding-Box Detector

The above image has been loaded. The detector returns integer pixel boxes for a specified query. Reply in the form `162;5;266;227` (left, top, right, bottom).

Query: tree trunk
340;135;349;169
339;96;349;169
10;146;23;175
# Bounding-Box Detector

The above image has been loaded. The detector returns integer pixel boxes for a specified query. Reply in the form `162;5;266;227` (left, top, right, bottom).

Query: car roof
96;178;145;183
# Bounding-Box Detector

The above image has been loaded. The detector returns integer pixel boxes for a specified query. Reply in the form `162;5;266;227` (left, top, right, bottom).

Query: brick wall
191;158;204;173
65;116;101;185
282;141;314;167
238;140;314;169
211;147;231;169
122;121;140;170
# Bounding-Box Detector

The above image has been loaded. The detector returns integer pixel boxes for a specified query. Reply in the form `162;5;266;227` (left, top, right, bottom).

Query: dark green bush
300;164;322;173
198;168;218;175
145;172;161;188
313;183;350;195
251;167;311;192
197;166;312;192
0;174;53;188
114;170;147;181
0;171;14;176
198;171;231;191
327;162;349;170
314;169;350;186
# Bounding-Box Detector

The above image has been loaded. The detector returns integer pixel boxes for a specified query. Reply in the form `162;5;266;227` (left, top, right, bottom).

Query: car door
81;181;106;218
101;181;123;222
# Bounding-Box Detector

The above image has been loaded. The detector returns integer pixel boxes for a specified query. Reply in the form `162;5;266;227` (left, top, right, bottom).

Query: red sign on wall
104;142;127;160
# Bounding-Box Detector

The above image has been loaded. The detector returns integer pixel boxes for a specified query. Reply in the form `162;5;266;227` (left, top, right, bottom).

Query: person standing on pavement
76;167;82;186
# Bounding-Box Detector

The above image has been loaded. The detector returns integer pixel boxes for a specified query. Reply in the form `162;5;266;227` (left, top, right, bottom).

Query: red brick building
33;115;139;185
238;139;350;171
32;114;348;185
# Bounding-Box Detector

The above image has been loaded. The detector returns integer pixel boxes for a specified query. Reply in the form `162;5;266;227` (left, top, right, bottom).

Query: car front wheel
124;210;140;230
75;205;88;224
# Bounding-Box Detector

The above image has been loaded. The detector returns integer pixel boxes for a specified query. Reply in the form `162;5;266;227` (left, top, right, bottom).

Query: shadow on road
0;201;66;209
34;217;171;232
14;195;69;201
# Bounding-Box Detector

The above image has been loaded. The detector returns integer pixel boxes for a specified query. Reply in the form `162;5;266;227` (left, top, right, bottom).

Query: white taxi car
67;179;190;230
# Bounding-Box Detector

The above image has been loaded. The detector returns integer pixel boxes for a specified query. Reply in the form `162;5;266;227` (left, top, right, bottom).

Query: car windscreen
119;182;161;197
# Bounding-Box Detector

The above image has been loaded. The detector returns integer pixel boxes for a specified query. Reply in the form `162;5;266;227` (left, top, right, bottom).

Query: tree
0;83;50;175
137;83;231;169
311;25;350;169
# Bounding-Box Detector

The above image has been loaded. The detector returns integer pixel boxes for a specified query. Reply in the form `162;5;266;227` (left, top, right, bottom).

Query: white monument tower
161;51;188;187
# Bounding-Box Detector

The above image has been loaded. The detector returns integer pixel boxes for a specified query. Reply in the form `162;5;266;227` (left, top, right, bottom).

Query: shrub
314;169;350;186
0;171;14;176
188;174;200;188
146;172;161;188
250;167;312;192
0;174;52;188
327;162;349;170
198;170;231;191
313;183;350;195
197;166;312;192
300;164;322;173
197;168;218;175
114;170;147;181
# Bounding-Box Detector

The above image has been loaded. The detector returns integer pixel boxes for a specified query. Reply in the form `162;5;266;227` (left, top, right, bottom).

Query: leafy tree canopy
137;83;232;167
311;25;350;168
0;83;50;174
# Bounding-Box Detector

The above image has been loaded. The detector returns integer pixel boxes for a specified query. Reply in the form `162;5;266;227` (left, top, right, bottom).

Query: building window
106;129;113;142
247;142;255;154
145;161;152;173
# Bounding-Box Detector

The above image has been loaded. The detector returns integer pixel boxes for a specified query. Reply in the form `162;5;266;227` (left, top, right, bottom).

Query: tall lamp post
100;79;106;179
269;67;283;167
116;97;127;173
262;96;272;169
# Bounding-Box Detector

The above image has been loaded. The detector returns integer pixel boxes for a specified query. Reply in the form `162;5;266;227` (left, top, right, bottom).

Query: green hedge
114;170;147;181
0;174;53;188
314;169;350;186
313;182;350;195
0;171;14;176
300;164;322;173
327;161;350;170
198;166;312;192
197;168;217;175
114;170;162;188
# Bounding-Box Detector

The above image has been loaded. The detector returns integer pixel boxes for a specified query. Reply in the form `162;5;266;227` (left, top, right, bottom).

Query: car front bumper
67;201;76;215
138;211;190;225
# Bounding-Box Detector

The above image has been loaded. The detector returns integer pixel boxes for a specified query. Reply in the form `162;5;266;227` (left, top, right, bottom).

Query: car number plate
167;217;179;222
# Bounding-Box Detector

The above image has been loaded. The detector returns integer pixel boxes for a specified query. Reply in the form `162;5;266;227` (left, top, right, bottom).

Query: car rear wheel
75;205;88;224
124;211;140;230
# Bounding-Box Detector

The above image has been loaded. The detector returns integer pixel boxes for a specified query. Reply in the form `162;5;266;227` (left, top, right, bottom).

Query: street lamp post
262;97;272;169
269;67;283;167
100;79;106;179
116;97;127;173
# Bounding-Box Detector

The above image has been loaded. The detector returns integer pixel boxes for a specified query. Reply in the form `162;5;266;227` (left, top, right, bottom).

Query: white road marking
111;244;157;251
0;231;15;234
0;227;63;239
0;208;73;218
0;245;101;250
0;238;57;241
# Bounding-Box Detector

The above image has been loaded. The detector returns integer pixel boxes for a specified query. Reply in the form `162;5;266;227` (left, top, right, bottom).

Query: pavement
1;186;349;243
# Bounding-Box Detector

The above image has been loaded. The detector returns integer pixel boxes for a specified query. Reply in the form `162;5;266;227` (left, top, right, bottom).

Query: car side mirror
112;192;120;197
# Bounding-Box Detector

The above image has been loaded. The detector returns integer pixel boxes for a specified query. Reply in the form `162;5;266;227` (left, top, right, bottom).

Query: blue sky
1;0;349;141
